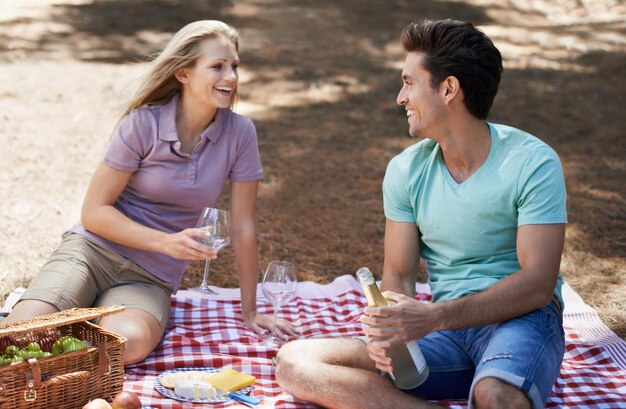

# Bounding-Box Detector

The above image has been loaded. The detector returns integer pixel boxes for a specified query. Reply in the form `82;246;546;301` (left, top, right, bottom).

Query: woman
6;20;296;364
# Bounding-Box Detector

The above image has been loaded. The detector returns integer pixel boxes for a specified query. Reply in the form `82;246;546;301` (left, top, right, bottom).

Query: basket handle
25;358;42;400
98;342;111;376
44;370;91;384
23;344;109;401
24;358;91;402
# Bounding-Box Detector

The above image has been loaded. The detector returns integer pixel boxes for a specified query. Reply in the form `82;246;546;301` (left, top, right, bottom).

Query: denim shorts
21;232;173;331
403;302;564;409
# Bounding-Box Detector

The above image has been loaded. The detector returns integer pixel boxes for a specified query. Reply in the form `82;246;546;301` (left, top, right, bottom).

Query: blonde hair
121;20;239;119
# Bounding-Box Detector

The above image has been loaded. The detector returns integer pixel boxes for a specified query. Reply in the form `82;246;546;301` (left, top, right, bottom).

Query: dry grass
1;0;624;339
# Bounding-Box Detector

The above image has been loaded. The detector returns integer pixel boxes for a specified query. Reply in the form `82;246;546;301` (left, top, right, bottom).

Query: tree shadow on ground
1;0;259;63
494;50;626;258
1;0;623;336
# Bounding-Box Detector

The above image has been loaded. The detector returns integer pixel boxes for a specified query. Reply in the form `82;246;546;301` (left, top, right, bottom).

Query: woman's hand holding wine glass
189;207;230;295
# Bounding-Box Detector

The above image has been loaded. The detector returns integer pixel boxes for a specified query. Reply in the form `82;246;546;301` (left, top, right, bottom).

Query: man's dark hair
401;19;503;120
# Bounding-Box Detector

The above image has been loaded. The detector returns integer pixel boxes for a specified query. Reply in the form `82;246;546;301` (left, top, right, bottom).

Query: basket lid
0;306;125;336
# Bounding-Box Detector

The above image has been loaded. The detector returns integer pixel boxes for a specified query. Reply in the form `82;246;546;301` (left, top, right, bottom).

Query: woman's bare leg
4;300;59;323
99;308;163;365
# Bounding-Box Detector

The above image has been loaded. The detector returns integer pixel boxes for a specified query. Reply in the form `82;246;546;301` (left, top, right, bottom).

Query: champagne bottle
356;267;429;389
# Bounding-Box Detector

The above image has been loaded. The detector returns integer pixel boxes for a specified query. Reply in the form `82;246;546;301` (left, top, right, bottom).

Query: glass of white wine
262;260;297;345
189;207;230;295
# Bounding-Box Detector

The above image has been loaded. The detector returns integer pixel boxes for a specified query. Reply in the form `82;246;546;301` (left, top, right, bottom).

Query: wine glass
262;261;297;345
189;207;230;294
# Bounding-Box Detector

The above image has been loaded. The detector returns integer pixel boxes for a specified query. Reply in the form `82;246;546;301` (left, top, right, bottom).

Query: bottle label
406;341;427;372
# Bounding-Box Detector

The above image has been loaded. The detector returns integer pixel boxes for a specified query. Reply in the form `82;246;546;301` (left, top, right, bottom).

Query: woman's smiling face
180;36;240;110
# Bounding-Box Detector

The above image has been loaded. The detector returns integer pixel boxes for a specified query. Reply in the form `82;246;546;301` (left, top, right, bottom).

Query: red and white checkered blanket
123;275;626;408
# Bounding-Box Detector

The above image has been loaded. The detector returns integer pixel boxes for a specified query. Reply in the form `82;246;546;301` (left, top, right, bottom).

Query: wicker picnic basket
0;306;126;409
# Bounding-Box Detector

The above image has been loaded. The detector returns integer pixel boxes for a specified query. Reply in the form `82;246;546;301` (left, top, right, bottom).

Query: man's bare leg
275;338;443;409
473;378;531;409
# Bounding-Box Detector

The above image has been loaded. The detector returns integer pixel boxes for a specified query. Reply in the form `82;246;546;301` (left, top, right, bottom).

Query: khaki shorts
21;232;173;332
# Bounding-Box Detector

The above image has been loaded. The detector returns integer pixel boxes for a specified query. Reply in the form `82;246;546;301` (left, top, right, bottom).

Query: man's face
396;52;445;138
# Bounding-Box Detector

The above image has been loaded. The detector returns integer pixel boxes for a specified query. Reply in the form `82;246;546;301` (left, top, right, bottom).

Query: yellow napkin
205;368;256;392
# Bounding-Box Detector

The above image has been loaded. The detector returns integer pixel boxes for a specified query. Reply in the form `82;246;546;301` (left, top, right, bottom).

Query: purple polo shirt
70;93;263;292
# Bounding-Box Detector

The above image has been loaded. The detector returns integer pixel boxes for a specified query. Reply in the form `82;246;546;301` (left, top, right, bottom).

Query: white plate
155;367;254;404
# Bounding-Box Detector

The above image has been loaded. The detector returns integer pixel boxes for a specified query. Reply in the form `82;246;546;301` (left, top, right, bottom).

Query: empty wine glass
262;260;297;345
189;207;230;295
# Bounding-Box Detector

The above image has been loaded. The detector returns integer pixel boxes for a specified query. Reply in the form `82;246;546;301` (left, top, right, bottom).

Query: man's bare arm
435;223;565;330
363;223;565;348
380;219;421;298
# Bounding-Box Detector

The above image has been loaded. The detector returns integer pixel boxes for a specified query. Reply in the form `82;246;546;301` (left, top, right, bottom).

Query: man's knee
275;339;299;365
473;377;531;409
275;340;310;388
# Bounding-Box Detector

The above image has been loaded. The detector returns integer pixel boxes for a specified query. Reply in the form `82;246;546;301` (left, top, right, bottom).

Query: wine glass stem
271;305;279;338
201;260;211;287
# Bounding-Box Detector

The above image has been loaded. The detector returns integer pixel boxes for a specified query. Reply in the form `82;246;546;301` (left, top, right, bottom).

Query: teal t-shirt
383;123;567;306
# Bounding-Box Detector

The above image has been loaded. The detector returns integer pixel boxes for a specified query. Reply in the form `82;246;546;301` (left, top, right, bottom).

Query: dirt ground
1;0;624;338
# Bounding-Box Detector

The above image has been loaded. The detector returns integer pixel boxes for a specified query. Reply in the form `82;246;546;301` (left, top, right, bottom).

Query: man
275;19;566;409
